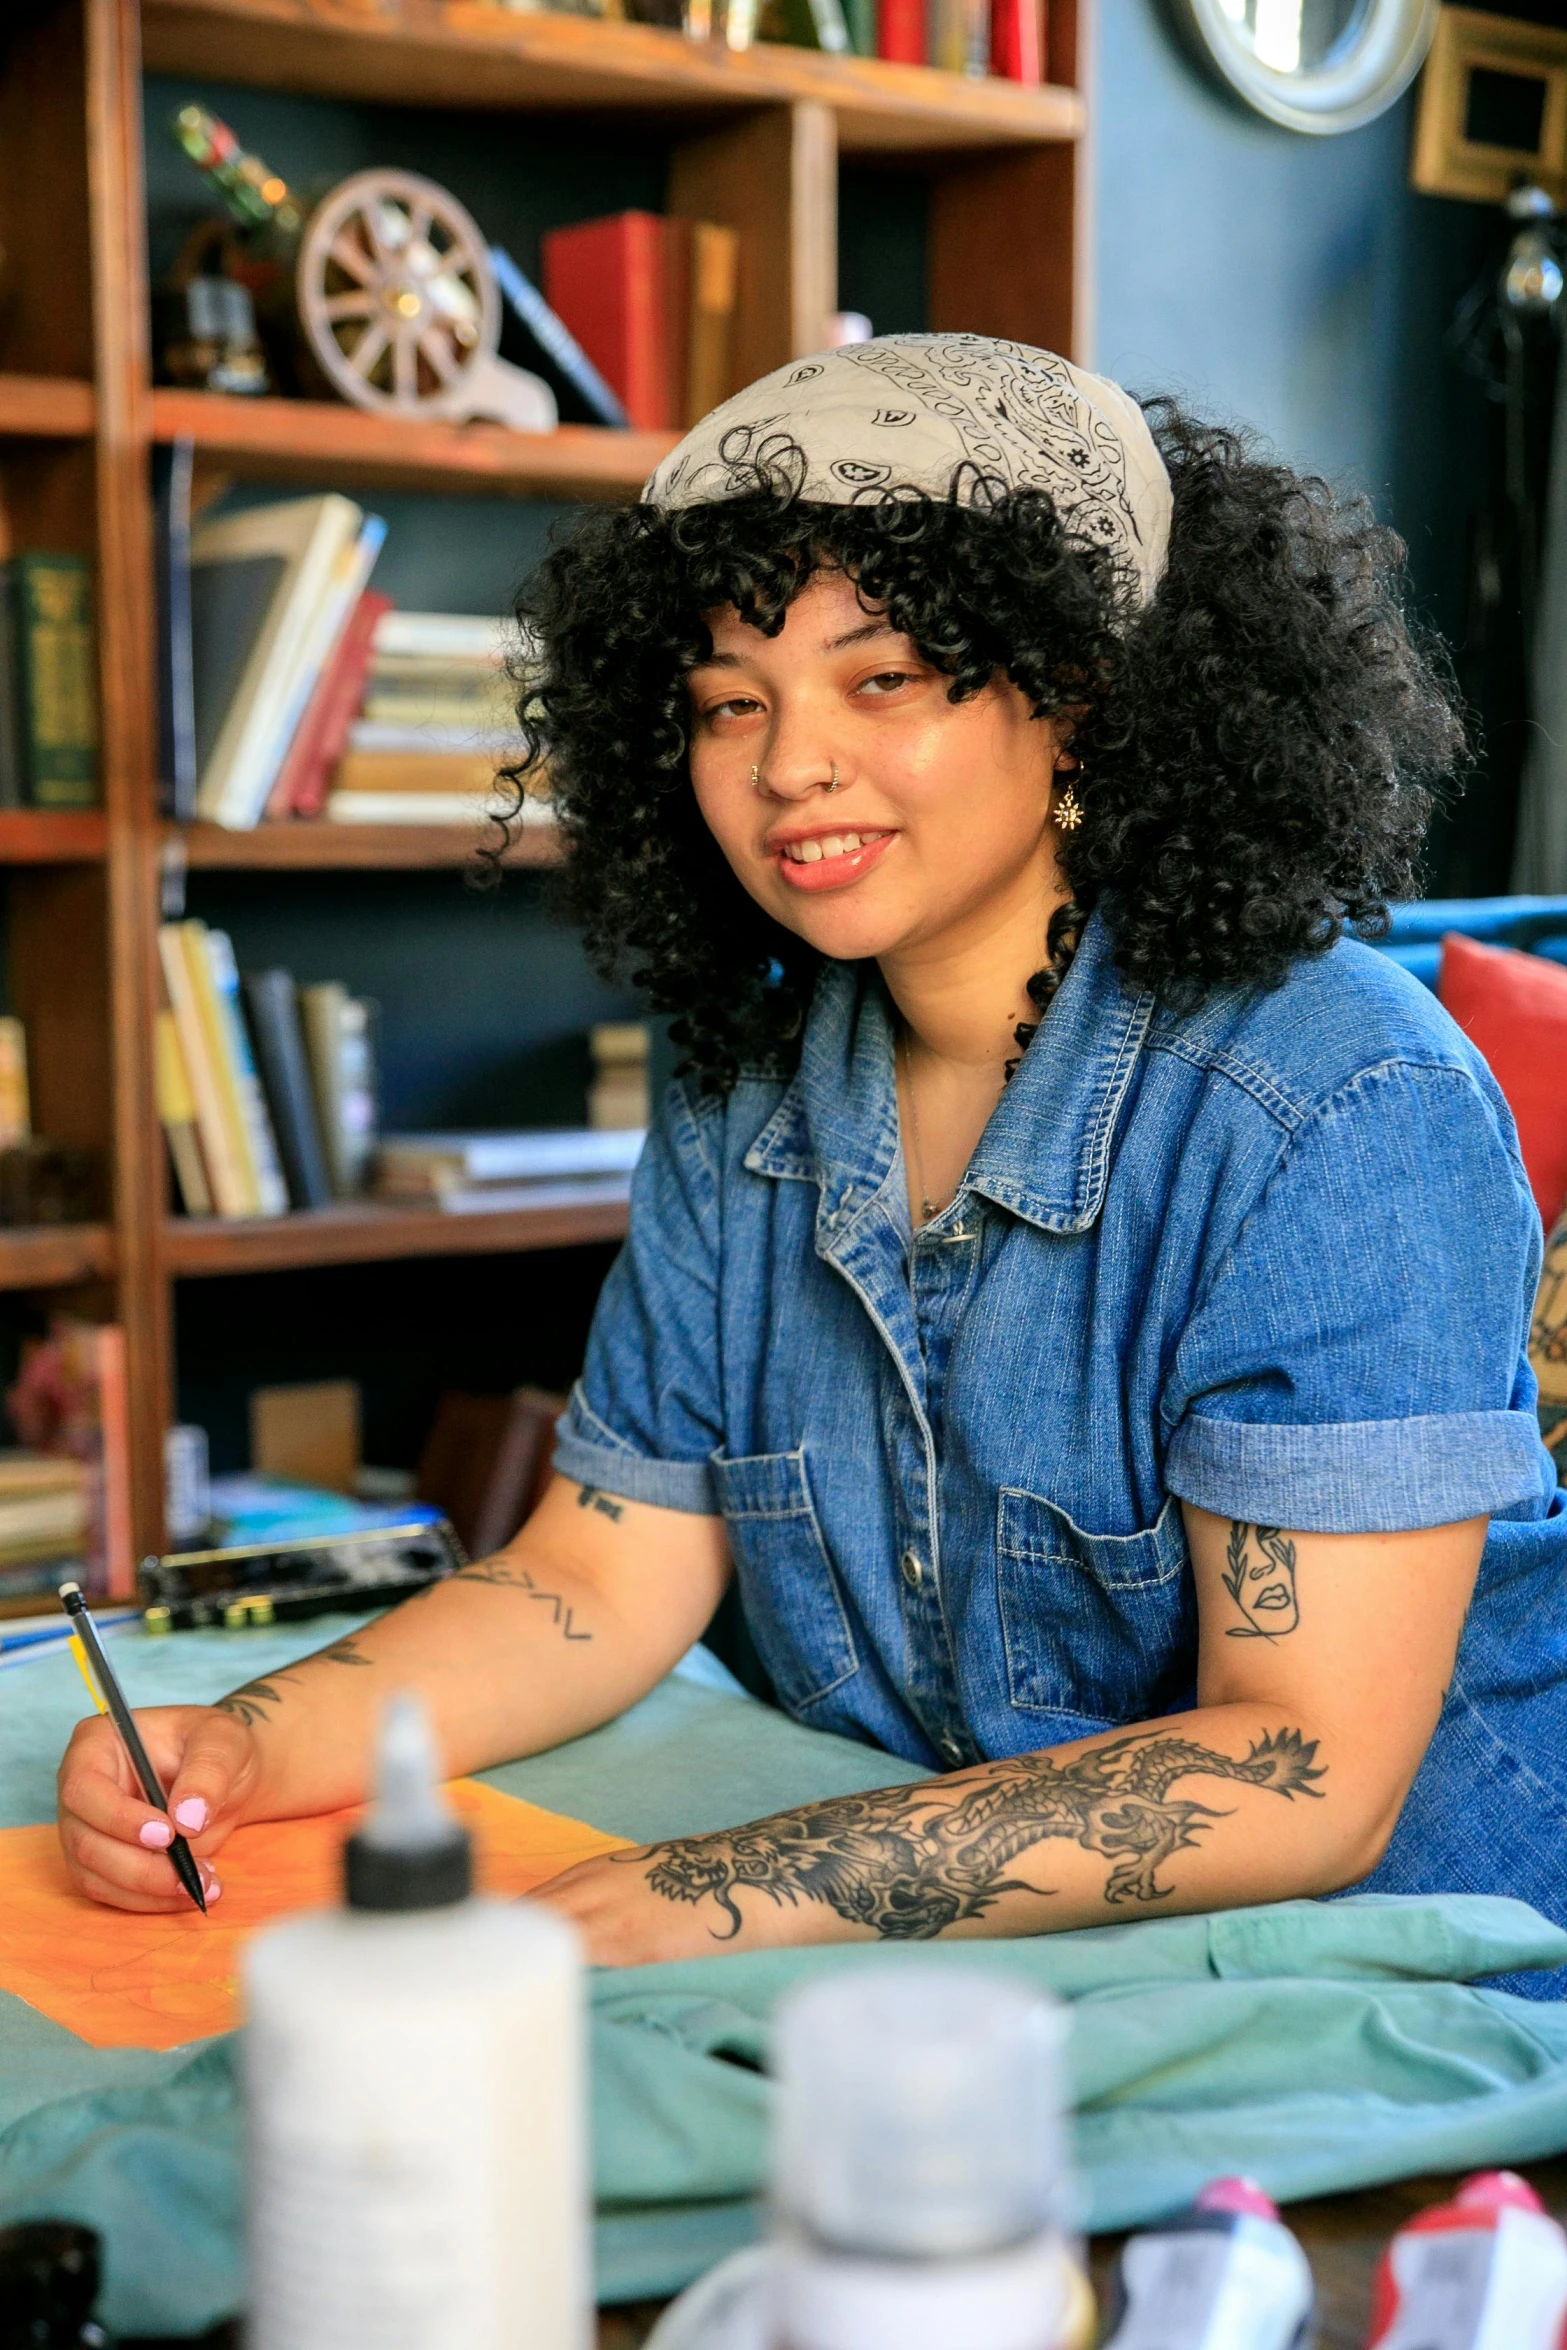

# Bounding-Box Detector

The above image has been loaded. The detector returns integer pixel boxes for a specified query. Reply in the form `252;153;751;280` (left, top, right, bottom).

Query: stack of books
156;919;377;1219
325;610;541;829
156;465;540;835
2;1319;133;1606
374;1127;645;1216
0;1457;91;1598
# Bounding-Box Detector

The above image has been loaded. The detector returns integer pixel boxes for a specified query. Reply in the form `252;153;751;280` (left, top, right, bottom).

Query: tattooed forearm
626;1725;1326;1941
1222;1522;1300;1638
575;1485;624;1523
449;1556;592;1639
214;1673;299;1728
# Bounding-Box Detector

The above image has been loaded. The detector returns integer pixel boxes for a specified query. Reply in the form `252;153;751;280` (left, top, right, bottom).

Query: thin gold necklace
899;1027;948;1226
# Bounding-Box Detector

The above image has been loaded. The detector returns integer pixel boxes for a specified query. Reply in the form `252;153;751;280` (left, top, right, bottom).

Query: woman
59;337;1567;1992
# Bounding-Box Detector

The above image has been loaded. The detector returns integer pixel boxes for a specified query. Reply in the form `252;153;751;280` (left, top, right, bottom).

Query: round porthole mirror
1168;0;1439;134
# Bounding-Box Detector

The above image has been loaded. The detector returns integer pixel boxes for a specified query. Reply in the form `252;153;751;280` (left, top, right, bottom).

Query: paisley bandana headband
643;333;1172;607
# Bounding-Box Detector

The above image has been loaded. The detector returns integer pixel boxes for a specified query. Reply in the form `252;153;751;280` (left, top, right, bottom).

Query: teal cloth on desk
5;1620;1567;2335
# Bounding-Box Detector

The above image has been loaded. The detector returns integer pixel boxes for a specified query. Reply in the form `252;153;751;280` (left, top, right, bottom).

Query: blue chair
1372;897;1567;990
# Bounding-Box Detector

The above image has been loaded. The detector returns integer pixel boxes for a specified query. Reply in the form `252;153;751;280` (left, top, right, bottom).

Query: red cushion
1438;930;1567;1225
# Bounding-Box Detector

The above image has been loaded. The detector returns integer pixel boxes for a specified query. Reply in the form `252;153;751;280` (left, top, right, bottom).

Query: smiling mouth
777;830;890;866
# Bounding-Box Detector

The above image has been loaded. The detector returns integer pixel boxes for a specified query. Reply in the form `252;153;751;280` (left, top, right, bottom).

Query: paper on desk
0;1778;627;2050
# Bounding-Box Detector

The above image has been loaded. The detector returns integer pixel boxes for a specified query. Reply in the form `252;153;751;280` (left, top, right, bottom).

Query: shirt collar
744;906;1155;1235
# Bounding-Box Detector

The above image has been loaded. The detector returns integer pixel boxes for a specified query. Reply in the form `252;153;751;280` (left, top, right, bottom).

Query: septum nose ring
750;763;840;793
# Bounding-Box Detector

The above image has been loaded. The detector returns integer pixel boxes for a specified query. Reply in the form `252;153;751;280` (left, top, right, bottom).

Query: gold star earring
1052;761;1084;832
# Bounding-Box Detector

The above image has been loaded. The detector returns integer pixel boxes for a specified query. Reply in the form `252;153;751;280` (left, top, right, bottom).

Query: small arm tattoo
575;1485;624;1523
1222;1522;1300;1638
214;1674;297;1728
321;1633;374;1667
450;1556;592;1639
625;1724;1326;1941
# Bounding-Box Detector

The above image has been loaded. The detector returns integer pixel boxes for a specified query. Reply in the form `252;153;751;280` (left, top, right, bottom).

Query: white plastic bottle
647;1966;1094;2350
244;1694;589;2350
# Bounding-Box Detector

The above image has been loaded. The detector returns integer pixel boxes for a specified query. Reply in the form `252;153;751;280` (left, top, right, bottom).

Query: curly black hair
497;400;1462;1092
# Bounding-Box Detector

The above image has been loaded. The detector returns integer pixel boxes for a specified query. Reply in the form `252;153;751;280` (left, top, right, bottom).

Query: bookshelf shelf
140;0;1085;155
164;1194;630;1276
0;812;108;863
151;392;678;504
0;376;96;439
178;820;562;870
0;1225;116;1291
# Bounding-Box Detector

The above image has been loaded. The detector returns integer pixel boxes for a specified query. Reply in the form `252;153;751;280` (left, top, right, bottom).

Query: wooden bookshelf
0;0;1090;1549
141;0;1086;156
165;1193;631;1276
152;392;678;504
0;1224;116;1290
0;812;108;863
178;819;562;870
0;375;96;438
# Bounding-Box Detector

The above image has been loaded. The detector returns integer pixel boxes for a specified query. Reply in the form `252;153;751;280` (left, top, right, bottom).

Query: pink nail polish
139;1819;173;1849
174;1797;208;1832
203;1874;222;1902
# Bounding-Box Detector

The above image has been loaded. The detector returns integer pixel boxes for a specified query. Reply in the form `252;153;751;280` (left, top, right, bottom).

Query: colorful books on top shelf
155;924;379;1220
0;553;99;810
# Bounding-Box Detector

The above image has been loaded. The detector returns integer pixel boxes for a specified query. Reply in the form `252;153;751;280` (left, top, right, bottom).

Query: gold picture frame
1412;7;1567;205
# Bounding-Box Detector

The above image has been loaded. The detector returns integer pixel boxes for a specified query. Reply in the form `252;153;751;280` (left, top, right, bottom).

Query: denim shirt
556;908;1567;1984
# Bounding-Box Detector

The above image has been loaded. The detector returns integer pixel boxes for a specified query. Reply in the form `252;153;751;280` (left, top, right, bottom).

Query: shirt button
900;1548;924;1590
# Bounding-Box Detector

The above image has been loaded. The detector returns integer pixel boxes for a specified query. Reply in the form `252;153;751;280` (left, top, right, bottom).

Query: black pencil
59;1580;208;1916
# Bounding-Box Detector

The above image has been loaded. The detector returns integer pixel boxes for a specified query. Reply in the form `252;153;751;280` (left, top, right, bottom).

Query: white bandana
643;333;1172;607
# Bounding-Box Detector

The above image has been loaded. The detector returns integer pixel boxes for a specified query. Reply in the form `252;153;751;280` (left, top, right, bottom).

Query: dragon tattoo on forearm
626;1725;1326;1941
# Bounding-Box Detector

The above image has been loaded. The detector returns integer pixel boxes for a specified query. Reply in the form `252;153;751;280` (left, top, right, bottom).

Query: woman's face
686;567;1069;969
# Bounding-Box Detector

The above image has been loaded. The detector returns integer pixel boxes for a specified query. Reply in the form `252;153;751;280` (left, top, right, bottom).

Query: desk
594;2159;1567;2348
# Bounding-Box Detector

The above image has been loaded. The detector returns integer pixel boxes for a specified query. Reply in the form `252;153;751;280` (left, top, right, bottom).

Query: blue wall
1093;3;1490;653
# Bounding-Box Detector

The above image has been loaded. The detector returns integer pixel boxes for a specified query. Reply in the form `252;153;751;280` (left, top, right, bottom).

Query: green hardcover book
11;553;99;809
841;0;876;53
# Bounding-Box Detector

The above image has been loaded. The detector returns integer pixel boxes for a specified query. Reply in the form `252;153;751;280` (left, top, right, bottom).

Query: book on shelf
375;1125;645;1206
0;1456;91;1568
154;1007;212;1216
154;437;198;821
270;588;393;822
589;1021;653;1132
190;493;378;829
2;554;99;809
260;528;388;820
0;1017;29;1151
989;0;1043;80
488;244;629;430
241;970;335;1212
4;1319;133;1600
541;212;739;433
301;983;378;1198
158;919;288;1218
877;0;924;60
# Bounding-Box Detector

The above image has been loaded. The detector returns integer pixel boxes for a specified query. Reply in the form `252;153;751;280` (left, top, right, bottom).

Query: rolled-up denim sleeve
1162;1058;1552;1533
551;1079;724;1514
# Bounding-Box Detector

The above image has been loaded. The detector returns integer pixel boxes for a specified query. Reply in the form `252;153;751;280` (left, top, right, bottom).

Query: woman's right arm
56;1475;730;1912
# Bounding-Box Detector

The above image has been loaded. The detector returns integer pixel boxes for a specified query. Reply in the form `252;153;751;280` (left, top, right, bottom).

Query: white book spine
203;929;289;1216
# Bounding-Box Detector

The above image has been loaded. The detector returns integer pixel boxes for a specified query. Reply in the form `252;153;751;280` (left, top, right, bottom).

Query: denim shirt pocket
709;1446;859;1714
997;1490;1196;1732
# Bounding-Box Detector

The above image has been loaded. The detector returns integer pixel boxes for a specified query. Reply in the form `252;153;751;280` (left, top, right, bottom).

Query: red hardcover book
271;590;393;821
541;212;689;433
877;0;925;63
990;0;1042;80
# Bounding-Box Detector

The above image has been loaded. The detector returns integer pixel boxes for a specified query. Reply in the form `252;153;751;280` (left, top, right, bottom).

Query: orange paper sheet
0;1781;628;2050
